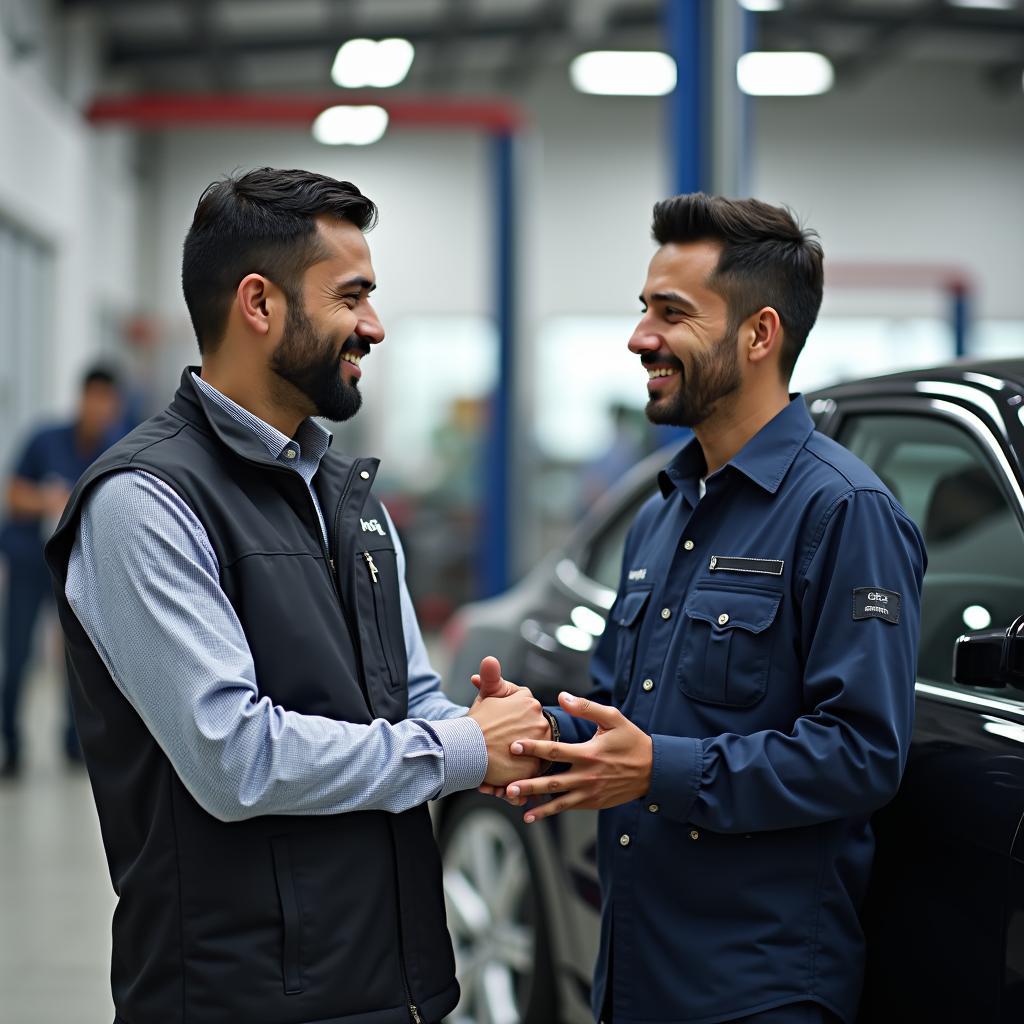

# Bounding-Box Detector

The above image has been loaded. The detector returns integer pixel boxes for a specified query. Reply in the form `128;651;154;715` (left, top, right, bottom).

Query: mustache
640;353;684;370
340;335;371;359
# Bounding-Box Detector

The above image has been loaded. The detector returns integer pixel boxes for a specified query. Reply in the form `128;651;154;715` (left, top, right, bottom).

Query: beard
645;327;741;428
270;299;365;423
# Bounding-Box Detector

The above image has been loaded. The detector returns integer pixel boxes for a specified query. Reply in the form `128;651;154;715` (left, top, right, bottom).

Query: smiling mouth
647;366;679;380
341;352;363;368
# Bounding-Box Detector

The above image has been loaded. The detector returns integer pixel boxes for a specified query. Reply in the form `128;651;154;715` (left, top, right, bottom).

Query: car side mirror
953;614;1024;690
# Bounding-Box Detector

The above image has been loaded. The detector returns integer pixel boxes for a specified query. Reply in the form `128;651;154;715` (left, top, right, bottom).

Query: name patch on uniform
853;587;901;624
709;555;784;576
628;568;647;582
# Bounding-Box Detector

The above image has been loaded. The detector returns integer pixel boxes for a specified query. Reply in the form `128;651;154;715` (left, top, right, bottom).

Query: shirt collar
658;395;814;499
190;371;333;468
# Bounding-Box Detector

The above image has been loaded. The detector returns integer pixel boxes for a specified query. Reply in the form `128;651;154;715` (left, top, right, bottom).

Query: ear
745;306;783;368
236;274;279;337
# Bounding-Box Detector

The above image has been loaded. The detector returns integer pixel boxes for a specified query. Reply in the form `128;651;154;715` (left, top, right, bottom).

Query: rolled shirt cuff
432;714;488;798
648;733;703;822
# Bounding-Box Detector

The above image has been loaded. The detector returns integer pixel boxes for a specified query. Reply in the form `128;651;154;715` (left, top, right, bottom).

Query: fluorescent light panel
947;0;1017;9
570;50;677;96
736;51;834;95
331;38;415;88
738;0;784;10
312;105;389;146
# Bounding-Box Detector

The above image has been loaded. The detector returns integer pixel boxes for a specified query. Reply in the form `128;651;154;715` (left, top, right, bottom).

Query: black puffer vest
45;369;458;1024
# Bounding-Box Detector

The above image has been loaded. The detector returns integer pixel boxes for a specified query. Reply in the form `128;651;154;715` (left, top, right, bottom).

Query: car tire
439;792;559;1024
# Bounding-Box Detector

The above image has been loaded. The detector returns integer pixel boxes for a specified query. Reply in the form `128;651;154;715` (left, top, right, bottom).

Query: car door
824;397;1024;1022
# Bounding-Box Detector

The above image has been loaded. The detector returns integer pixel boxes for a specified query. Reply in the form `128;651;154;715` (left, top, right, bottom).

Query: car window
582;488;657;591
839;413;1024;694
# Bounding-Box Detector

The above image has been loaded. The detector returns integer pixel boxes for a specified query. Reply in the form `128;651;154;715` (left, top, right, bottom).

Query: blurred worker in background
502;194;926;1024
44;168;546;1024
0;365;124;778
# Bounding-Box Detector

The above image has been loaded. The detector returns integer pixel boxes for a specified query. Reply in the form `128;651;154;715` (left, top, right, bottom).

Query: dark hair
81;364;120;390
651;193;824;379
181;168;378;353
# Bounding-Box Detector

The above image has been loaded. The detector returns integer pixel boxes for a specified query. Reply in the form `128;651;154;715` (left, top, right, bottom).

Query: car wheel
440;793;558;1024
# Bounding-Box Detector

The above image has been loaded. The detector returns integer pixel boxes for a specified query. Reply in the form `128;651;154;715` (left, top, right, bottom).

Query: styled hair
181;167;378;353
651;193;824;379
81;364;119;390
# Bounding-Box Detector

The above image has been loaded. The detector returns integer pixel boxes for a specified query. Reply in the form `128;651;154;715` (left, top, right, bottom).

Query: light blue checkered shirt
64;373;487;821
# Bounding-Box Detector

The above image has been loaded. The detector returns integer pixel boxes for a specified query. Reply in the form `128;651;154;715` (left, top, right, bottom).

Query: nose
628;314;660;356
357;301;385;345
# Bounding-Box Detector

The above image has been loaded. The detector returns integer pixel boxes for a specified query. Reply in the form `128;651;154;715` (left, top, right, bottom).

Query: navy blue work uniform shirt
550;397;926;1024
0;424;116;567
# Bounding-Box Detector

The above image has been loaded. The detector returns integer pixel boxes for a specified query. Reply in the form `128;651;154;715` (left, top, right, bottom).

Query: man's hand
468;686;549;787
470;655;521;707
505;692;653;823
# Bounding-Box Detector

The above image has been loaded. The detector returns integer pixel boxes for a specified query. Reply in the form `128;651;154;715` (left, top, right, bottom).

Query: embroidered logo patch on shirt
360;518;386;536
853;587;901;624
628;568;647;582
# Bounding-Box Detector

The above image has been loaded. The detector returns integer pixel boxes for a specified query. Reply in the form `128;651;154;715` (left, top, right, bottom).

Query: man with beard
501;195;926;1024
43;168;547;1024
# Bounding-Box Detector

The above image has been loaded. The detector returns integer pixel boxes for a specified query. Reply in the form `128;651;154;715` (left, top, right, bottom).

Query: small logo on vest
628;568;647;582
361;518;386;536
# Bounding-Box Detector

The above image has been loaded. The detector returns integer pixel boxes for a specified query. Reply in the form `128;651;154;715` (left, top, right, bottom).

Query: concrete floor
0;662;115;1023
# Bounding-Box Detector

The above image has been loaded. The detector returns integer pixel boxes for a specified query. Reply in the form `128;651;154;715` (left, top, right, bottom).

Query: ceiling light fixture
312;105;389;146
738;0;784;11
947;0;1017;10
331;38;415;89
736;51;834;95
569;50;677;96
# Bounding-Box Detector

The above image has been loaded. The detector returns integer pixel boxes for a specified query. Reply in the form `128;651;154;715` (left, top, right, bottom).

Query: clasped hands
467;657;652;823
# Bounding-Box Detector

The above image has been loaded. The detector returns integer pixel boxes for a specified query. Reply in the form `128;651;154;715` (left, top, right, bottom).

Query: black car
436;358;1024;1024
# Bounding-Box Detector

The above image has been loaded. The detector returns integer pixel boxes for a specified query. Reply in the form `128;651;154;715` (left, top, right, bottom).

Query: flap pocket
684;588;781;635
613;587;651;628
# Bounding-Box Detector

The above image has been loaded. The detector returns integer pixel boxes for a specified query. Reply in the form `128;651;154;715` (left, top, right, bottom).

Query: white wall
0;25;139;417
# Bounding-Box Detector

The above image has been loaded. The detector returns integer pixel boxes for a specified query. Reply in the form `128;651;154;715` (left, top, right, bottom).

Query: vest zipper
386;817;424;1024
363;551;379;583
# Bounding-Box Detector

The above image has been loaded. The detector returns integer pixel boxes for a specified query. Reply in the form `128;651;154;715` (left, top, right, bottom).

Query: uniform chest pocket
611;587;651;699
677;587;781;707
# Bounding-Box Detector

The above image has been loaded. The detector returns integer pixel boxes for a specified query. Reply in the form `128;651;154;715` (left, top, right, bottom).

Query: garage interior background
0;0;1022;1020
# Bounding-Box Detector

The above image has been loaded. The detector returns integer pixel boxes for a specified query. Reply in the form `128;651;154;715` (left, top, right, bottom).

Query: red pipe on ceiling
87;94;525;132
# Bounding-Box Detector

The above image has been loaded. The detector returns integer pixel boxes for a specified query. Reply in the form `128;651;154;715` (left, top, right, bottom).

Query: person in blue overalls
0;366;125;776
502;194;926;1024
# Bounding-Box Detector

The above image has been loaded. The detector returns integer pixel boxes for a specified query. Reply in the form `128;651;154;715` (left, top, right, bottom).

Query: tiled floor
0;664;115;1023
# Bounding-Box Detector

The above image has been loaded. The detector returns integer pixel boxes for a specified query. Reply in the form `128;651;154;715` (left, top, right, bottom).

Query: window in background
0;216;53;480
372;314;497;490
360;314;497;628
793;317;953;393
972;320;1024;358
533;317;647;463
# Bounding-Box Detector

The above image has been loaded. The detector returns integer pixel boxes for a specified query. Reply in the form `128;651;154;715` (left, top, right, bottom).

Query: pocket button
661;608;672;620
717;613;729;625
642;678;654;692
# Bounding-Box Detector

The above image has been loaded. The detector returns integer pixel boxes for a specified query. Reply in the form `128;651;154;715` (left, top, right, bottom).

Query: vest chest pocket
611;587;651;699
357;545;406;694
677;587;781;707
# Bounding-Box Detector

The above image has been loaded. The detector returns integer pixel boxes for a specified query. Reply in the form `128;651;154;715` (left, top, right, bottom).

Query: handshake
463;656;655;825
465;656;551;786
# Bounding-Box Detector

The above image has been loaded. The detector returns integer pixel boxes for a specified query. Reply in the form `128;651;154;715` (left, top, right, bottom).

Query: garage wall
0;19;139;452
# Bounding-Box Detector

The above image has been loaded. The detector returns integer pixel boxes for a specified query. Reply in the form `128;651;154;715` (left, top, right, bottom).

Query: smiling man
504;194;927;1024
43;168;547;1024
